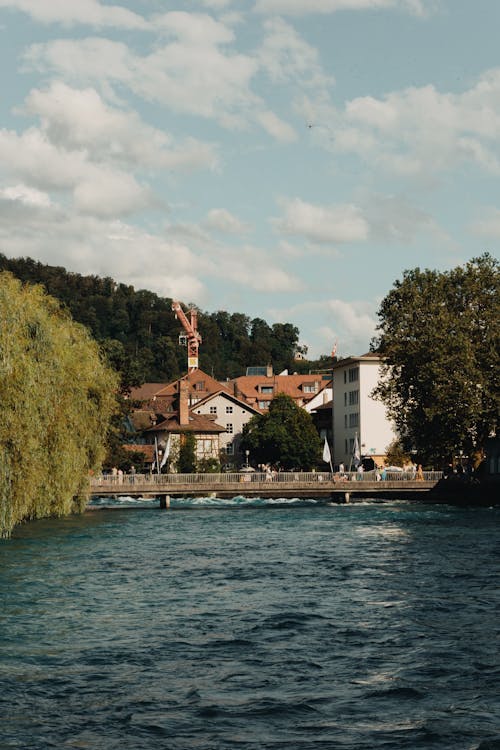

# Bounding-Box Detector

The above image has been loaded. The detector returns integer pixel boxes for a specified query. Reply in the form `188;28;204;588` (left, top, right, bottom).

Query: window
225;405;233;414
226;423;233;434
344;392;347;406
348;367;359;383
345;439;348;453
195;381;205;391
225;444;234;455
349;412;359;428
303;382;318;393
349;390;359;406
260;386;273;394
258;401;269;409
344;414;347;428
343;371;347;384
209;406;217;414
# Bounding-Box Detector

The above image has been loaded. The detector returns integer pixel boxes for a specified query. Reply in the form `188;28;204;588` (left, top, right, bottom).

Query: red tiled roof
146;413;226;434
228;373;329;404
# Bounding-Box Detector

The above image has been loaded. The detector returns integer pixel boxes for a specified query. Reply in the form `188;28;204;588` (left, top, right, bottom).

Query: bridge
89;470;443;505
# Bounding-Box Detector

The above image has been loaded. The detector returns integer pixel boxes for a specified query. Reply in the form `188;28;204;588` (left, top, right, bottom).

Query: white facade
193;391;259;463
332;354;396;468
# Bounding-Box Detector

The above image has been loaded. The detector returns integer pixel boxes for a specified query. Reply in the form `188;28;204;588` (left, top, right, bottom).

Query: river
1;497;499;749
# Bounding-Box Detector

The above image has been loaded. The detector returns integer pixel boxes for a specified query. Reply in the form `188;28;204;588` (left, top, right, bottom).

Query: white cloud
203;244;303;292
333;71;500;176
24;82;218;171
0;0;149;29
22;20;294;139
1;184;51;208
469;208;500;239
271;297;377;358
253;0;432;17
256;110;297;142
0;127;152;216
274;197;369;244
205;208;251;234
24;24;259;123
258;17;333;89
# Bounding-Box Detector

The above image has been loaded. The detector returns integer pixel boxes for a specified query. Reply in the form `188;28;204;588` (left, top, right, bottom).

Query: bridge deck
89;471;441;500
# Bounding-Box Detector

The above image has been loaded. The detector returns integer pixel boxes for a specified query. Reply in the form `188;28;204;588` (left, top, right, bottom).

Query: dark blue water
1;498;499;750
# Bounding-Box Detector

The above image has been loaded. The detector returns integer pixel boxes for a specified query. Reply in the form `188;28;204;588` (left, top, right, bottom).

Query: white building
332;352;397;468
192;390;260;466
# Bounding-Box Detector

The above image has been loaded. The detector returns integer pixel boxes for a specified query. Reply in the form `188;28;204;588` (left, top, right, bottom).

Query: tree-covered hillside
0;254;317;385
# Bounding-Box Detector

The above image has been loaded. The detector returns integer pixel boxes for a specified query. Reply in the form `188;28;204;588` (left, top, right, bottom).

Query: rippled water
1;498;499;750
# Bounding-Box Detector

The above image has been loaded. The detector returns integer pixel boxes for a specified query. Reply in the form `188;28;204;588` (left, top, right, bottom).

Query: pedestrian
416;464;424;481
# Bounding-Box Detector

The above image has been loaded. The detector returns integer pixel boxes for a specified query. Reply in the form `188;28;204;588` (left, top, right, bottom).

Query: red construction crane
172;301;202;372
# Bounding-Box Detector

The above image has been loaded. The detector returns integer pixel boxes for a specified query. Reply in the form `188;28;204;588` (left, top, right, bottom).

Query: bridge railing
90;469;443;489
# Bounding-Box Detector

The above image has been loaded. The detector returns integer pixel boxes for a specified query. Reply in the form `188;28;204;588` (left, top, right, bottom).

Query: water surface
1;499;499;749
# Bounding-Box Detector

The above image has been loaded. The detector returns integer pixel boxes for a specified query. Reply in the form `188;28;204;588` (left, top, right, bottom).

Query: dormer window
260;386;273;394
302;382;318;393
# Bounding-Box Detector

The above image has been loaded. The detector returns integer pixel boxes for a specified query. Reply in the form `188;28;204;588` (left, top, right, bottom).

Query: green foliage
177;432;196;473
373;254;500;464
240;393;322;470
197;457;221;473
0;254;302;383
384;439;411;467
0;272;118;537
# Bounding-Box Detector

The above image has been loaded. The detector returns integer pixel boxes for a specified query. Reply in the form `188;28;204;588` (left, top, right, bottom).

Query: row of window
344;413;359;428
343;367;359;384
344;390;359;406
209;405;234;414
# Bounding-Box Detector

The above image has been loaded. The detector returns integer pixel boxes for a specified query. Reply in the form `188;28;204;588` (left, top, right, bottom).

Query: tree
177;432;196;473
0;272;118;537
372;254;499;465
240;393;322;470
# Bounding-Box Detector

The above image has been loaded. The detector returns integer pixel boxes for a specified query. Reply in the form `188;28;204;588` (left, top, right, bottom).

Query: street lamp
245;449;249;469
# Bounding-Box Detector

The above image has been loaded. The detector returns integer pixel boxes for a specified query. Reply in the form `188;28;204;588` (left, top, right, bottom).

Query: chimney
266;364;273;377
179;379;189;426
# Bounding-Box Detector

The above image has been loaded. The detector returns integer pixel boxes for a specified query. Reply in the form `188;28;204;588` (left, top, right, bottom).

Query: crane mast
172;301;202;372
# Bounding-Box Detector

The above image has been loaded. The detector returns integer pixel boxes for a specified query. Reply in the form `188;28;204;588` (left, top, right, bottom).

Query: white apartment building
332;353;397;468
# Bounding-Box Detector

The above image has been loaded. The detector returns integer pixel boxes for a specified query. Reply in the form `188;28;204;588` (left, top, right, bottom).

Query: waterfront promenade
89;470;443;502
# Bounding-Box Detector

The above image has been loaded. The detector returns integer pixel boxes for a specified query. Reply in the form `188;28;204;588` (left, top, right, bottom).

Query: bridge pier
159;495;170;509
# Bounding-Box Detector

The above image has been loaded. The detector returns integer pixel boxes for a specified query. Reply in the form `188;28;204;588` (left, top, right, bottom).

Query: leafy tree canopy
240;393;322;470
0;272;118;537
372;254;499;465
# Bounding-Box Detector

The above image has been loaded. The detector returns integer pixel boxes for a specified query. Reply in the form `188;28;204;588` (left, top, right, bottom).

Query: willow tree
373;254;499;465
0;272;118;537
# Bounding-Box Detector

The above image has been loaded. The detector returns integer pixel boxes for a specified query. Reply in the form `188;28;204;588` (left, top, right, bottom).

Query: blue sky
0;0;499;359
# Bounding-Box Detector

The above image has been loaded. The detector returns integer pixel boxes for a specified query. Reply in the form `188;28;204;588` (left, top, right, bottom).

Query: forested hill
0;254;327;385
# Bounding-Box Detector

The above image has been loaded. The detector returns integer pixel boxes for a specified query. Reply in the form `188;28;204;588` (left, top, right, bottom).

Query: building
226;368;331;411
332;352;397;468
191;390;260;466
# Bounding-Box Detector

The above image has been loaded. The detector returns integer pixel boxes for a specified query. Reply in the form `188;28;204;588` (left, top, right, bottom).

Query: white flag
322;437;331;464
353;434;361;467
160;434;171;469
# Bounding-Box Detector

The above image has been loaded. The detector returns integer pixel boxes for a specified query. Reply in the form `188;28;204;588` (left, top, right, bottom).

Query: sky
0;0;499;360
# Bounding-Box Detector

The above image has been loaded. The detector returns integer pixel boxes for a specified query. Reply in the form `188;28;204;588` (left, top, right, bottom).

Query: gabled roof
192;389;261;414
146;413;226;435
227;373;330;404
128;383;168;402
154;369;231;398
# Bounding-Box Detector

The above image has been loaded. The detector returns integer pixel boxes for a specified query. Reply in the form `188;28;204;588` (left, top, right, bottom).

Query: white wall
333;358;396;467
194;393;256;460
